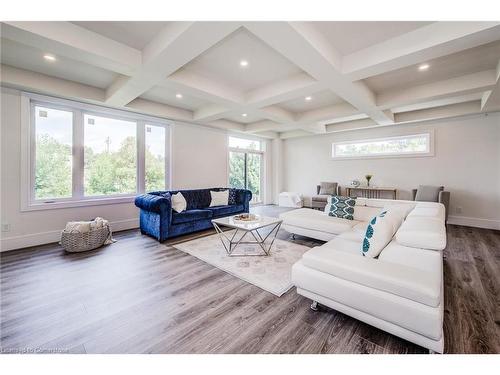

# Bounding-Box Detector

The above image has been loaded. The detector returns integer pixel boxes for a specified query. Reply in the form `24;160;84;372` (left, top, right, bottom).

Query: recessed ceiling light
240;60;249;67
242;113;248;117
43;54;56;62
418;63;430;71
305;96;313;101
175;93;183;99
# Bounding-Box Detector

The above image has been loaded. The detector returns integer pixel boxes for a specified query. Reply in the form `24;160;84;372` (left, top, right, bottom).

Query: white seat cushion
280;208;358;235
301;246;441;307
395;216;446;250
318;236;362;255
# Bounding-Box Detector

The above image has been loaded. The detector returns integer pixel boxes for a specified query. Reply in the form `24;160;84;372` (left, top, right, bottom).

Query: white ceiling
177;27;305;93
365;40;500;93
278;90;345;114
312;21;433;56
140;85;210;111
1;21;499;138
71;21;170;50
0;38;118;89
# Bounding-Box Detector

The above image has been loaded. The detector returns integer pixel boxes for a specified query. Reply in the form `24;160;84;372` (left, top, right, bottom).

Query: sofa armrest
316;185;321;195
134;193;171;214
438;191;450;221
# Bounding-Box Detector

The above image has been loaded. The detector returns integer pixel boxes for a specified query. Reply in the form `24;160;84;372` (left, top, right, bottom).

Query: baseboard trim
447;215;500;230
0;218;139;252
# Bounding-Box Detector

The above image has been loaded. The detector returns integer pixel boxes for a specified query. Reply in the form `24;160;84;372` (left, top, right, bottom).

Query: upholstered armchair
311;182;341;210
412;185;450;221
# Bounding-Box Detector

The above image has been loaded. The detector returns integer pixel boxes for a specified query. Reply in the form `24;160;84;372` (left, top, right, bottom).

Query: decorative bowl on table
233;213;261;222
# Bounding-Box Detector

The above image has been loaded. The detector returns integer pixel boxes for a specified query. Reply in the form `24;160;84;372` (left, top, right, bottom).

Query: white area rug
173;231;310;296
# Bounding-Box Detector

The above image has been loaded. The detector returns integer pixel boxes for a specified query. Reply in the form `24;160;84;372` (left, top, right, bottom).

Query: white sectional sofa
279;198;447;353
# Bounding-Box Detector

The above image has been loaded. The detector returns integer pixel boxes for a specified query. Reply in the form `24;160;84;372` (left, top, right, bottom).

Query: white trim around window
20;92;172;211
331;131;434;160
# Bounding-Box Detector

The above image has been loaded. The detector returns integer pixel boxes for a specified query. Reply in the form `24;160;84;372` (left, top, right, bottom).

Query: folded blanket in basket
65;221;92;233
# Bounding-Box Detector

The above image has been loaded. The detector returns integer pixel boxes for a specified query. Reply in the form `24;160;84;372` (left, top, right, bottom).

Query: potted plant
365;174;373;187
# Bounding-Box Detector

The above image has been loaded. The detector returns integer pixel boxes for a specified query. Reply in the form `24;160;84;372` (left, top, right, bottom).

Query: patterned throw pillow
228;189;238;205
362;210;399;258
327;196;356;220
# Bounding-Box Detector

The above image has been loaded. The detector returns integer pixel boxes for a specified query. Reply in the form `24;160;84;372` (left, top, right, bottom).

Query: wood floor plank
1;205;498;354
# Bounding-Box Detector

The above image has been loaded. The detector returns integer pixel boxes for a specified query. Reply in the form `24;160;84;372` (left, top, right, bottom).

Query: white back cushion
171;192;187;213
353;206;384;221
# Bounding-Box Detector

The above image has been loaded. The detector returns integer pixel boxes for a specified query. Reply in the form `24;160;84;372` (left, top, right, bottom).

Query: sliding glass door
228;137;263;204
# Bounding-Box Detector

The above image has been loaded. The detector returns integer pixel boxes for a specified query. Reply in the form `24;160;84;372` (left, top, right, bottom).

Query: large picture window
332;133;433;159
228;136;264;204
25;94;170;210
34;106;73;200
84;114;137;196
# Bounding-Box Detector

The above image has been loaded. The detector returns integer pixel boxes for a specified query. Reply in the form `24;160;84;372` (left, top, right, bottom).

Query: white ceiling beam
395;101;481;123
279;130;316;139
325;102;482;134
245;120;298;134
0;64;197;124
281;101;484;138
245;21;394;126
125;98;193;121
481;59;500;112
105;22;241;106
206;119;246;132
377;69;498;109
1;22;141;75
0;64;105;103
344;22;500;81
391;92;484;114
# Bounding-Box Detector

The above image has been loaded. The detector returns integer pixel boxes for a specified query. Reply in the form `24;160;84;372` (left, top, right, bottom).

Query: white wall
283;113;500;229
0;89;233;251
171;121;228;190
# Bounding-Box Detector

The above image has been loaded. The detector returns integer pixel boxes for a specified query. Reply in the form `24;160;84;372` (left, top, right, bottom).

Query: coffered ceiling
1;21;500;139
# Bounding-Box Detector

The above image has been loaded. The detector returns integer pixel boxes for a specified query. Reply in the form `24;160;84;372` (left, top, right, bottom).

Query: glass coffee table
211;215;283;256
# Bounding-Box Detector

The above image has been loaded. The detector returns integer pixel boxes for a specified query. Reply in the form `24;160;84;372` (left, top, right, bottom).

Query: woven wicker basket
60;226;110;253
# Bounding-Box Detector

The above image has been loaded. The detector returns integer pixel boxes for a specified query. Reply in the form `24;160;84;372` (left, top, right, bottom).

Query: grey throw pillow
319;182;337;195
415;185;444;202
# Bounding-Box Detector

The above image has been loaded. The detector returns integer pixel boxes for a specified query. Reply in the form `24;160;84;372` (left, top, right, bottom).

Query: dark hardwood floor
1;205;499;354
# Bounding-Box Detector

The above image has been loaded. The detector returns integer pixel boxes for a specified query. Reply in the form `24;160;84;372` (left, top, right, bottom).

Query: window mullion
73;110;84;199
137;121;146;194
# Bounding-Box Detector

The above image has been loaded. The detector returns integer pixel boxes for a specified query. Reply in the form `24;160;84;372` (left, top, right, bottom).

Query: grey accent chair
412;185;450;221
311;182;341;210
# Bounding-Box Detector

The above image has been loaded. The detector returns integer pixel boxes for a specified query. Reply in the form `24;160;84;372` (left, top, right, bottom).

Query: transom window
332;133;433;159
25;93;170;210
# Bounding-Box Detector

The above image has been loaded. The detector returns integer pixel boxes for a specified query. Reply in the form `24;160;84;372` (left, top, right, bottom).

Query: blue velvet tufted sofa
134;188;252;241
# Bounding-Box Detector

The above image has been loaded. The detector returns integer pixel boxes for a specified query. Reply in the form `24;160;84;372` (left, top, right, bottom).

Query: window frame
21;92;171;211
331;132;434;160
227;135;265;205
